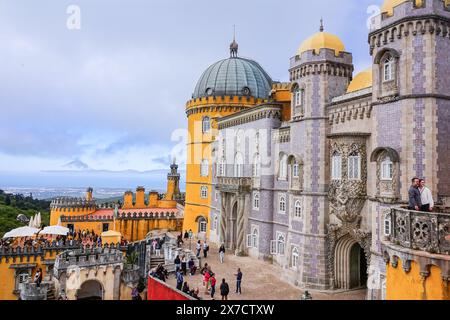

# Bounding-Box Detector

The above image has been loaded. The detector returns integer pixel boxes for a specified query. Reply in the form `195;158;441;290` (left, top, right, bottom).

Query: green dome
193;57;273;100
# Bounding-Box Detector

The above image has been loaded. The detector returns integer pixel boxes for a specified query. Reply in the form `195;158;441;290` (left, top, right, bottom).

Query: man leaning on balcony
408;177;422;211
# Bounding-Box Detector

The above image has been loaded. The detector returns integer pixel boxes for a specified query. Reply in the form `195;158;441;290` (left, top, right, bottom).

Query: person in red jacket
210;273;217;299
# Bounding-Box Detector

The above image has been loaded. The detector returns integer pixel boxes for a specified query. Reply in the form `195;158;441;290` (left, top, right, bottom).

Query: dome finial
320;18;324;32
230;24;238;58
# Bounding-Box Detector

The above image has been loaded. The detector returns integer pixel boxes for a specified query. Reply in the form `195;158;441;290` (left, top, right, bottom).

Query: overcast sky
0;0;384;176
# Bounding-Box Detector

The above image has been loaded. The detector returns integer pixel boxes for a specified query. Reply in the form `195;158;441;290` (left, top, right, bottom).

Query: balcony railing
388;207;450;255
216;177;252;193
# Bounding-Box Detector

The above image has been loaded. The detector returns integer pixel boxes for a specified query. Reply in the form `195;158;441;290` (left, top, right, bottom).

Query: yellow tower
184;38;273;236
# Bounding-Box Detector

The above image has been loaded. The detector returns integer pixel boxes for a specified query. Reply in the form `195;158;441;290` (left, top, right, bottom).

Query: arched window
294;87;304;106
202;116;211;133
291;246;299;269
279;195;286;214
253;154;261;177
381;157;393;181
253;192;260;210
383;55;395;82
294;200;302;218
331;152;342;181
200;186;208;199
234;153;244;177
198;217;207;233
200;159;209;177
348;152;361;180
292;161;299;178
277;233;285;256
279;154;288;180
252;228;259;249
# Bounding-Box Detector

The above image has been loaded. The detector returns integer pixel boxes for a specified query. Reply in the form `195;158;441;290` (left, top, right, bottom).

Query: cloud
0;0;383;175
63;159;91;170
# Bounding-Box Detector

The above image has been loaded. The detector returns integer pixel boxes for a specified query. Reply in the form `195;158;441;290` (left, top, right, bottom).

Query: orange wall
386;260;449;300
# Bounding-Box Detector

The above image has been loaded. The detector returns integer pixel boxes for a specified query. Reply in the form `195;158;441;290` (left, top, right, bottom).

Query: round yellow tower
184;39;273;236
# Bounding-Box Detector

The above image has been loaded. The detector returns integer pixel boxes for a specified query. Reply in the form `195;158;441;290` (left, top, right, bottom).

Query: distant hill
0;190;50;238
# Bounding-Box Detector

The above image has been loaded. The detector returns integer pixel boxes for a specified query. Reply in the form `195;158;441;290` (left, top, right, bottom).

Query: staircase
46;282;56;300
149;255;165;270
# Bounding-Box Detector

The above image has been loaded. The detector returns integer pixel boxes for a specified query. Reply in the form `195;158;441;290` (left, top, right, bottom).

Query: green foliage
0;190;50;238
125;251;139;268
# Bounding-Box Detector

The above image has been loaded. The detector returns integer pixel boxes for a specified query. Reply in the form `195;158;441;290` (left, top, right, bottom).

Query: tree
5;195;11;206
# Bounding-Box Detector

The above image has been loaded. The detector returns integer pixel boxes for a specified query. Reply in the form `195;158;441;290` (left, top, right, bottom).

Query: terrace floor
166;242;367;300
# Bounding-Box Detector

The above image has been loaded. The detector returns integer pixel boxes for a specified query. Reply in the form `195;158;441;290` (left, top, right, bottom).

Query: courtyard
165;242;367;300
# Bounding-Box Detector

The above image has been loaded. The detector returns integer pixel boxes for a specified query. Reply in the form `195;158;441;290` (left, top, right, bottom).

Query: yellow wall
386;260;449;300
0;251;59;300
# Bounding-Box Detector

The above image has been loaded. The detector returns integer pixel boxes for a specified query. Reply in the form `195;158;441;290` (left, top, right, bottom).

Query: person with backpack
176;270;184;291
220;278;229;300
235;268;242;294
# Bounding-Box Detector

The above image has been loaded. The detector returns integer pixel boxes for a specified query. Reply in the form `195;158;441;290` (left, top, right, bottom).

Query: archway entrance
334;235;368;290
77;280;104;300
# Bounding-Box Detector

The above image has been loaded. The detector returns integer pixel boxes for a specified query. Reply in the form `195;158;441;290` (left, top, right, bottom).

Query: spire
320;18;324;32
230;24;238;58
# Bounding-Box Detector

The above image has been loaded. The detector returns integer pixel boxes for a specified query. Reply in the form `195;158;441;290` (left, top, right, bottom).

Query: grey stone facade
209;0;450;299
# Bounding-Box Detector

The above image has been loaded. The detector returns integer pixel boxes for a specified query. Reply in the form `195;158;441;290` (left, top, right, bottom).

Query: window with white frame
200;159;209;177
213;216;218;230
383;55;395;82
279;154;288;180
253;154;261;177
381;157;393;181
15;270;30;290
294;200;302;219
348;152;361;180
291;246;299;269
234;153;244;178
218;157;225;177
294;88;304;106
252;227;259;249
202;116;211;133
198;217;207;233
200;186;208;199
253;192;260;210
384;213;392;237
331;152;342;180
293;162;299;178
279;194;286;214
277;233;286;256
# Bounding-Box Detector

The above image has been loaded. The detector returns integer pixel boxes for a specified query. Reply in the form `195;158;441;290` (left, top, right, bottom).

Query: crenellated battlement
186;95;267;112
53;248;124;278
51;197;97;210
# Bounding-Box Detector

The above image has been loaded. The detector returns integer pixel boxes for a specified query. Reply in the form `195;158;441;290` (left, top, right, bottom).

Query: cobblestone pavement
166;242;367;300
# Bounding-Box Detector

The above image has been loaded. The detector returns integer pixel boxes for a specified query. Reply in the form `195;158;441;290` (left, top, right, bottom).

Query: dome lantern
297;19;346;57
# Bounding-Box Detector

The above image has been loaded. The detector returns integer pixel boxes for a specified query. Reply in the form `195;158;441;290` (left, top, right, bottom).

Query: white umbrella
3;226;39;239
36;212;41;228
39;225;69;236
28;216;35;228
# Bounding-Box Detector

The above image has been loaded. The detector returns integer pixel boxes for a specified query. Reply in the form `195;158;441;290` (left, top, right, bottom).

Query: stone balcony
216;177;252;193
386;207;450;255
19;282;48;300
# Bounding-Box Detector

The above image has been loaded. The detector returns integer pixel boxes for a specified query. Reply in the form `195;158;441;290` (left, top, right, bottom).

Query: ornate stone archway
77;280;104;300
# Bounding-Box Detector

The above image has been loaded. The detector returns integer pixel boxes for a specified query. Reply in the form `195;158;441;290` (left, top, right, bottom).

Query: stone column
236;195;246;255
220;193;227;244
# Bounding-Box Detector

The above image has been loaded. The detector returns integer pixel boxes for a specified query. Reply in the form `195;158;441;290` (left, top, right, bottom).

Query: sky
0;0;385;188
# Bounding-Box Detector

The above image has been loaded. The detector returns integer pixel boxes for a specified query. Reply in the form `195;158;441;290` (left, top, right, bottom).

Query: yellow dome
297;31;345;57
347;68;373;93
381;0;423;16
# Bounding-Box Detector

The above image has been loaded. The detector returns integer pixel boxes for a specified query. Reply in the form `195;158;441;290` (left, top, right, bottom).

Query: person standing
181;255;187;276
203;241;209;258
210;273;217;300
176;270;184;291
220;279;229;301
188;229;193;239
203;269;211;293
34;268;43;287
219;244;225;264
188;257;196;275
184;230;189;240
151;239;157;254
196;240;202;257
174;255;181;272
408;177;422;211
155;240;161;257
234;268;242;294
419;179;434;212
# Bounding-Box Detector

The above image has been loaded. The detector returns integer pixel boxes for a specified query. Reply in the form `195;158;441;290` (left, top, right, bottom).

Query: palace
50;161;184;242
184;0;450;300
